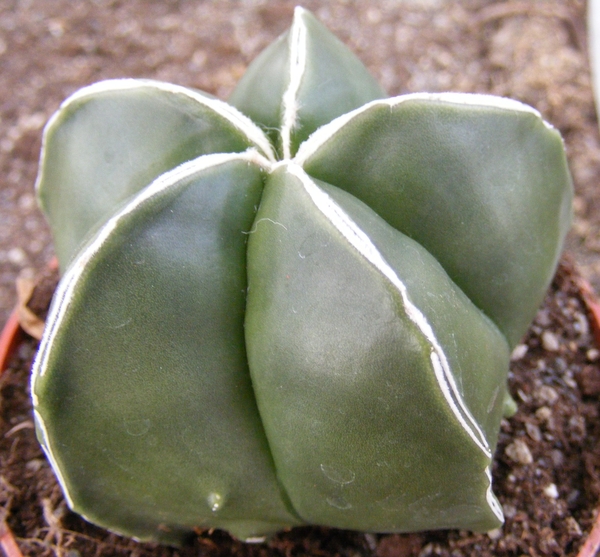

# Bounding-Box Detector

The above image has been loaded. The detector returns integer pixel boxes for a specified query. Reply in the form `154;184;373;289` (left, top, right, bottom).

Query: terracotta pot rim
573;273;600;557
0;307;23;375
0;307;26;557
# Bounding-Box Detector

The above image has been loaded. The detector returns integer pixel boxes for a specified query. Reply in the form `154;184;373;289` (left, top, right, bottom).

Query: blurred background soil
0;0;598;327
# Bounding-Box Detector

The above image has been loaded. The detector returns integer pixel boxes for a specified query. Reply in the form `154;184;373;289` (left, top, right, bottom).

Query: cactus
31;7;572;545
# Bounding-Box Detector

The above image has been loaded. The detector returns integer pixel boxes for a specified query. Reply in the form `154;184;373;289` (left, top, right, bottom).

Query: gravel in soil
1;258;600;557
2;0;600;327
2;1;600;555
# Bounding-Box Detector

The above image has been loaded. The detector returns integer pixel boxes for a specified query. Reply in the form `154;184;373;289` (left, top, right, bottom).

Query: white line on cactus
286;162;492;461
34;409;110;530
280;7;308;160
32;149;270;382
34;79;276;195
485;467;505;523
32;409;75;508
31;149;271;510
35;409;134;530
294;92;552;165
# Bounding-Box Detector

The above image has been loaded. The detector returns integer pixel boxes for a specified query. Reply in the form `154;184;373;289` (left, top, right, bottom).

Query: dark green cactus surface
31;7;573;545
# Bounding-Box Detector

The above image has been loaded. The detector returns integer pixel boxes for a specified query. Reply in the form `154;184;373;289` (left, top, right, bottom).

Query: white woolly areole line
32;150;269;382
280;7;308;160
33;409;75;508
35;109;64;195
486;467;505;523
294;92;550;165
34;78;275;194
31;150;270;508
286;163;492;460
35;407;108;528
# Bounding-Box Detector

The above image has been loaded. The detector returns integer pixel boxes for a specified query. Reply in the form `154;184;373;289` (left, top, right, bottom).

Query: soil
2;0;600;556
1;0;600;327
1;259;599;557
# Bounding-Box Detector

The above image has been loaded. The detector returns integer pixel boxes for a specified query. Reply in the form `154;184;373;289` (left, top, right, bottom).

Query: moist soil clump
1;258;600;557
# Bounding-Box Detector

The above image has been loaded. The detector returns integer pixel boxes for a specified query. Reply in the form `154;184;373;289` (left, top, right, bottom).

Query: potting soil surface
1;0;600;326
2;1;600;556
0;259;599;557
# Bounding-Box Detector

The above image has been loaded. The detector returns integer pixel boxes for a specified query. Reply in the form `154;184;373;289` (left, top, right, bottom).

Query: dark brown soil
1;259;600;557
2;0;600;326
3;1;600;556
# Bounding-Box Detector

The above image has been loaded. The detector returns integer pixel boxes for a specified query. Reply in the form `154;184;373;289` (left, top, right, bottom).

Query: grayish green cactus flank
31;7;572;546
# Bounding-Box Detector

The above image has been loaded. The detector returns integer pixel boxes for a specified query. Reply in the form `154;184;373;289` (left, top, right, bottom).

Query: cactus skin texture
31;7;572;546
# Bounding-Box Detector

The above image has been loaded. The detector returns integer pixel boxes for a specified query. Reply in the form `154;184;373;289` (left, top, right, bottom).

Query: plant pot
1;258;600;557
0;308;24;376
559;271;600;557
0;307;25;557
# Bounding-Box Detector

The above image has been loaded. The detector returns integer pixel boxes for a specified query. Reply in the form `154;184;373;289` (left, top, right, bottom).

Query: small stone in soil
536;406;553;422
534;385;559;406
505;439;533;465
565;517;583;537
541;330;560;351
487;528;503;540
543;483;559;499
511;344;528;361
525;422;542;442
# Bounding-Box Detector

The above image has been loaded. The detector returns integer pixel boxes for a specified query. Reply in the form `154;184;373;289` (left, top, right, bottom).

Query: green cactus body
31;7;572;545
